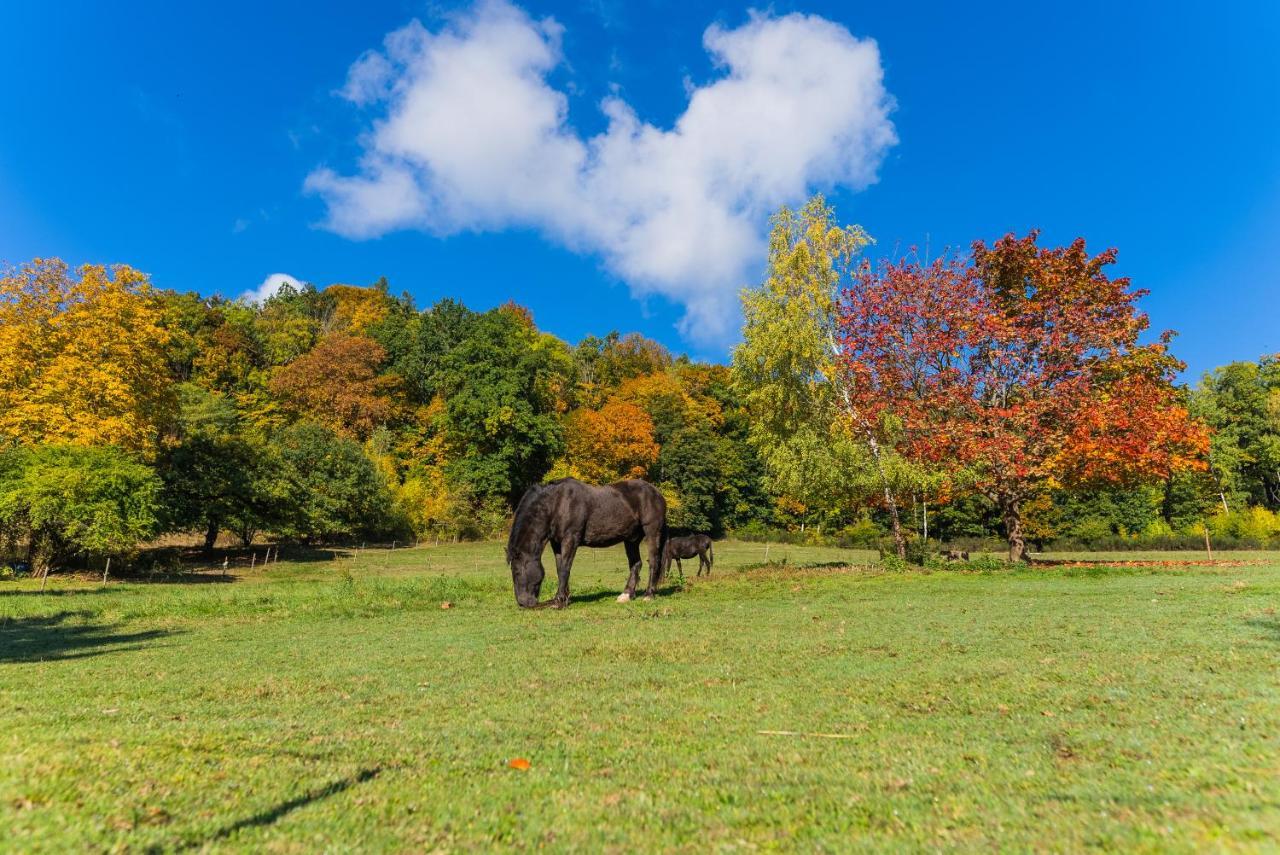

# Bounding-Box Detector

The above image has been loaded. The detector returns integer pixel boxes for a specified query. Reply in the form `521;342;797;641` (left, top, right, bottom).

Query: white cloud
306;0;896;341
241;273;303;304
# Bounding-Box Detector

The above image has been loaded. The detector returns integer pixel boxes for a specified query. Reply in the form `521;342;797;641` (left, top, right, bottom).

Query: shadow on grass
0;587;114;598
125;572;235;585
562;583;685;605
1245;617;1280;646
0;612;176;664
173;767;381;850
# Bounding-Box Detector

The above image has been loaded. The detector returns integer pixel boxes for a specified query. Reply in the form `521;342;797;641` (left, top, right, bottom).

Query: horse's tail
507;483;550;566
706;539;713;571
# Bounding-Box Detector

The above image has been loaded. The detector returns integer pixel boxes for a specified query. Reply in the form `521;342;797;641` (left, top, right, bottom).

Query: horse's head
509;548;545;608
507;484;551;608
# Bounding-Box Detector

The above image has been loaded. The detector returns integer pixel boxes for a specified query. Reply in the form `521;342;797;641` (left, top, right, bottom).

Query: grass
2;541;1279;852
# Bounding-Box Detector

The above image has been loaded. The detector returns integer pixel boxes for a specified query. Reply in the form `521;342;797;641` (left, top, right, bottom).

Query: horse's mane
506;482;556;565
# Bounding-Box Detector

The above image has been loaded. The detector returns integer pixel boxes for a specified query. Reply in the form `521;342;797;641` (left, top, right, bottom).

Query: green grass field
3;541;1278;852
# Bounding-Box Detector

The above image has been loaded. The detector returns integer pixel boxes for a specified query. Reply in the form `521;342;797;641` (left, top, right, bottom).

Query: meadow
2;541;1279;852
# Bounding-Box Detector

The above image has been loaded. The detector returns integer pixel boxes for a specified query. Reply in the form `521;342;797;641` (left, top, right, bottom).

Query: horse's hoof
616;592;632;603
642;594;654;602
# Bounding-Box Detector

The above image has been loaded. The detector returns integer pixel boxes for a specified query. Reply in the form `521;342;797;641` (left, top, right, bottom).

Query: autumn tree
732;197;913;557
839;232;1208;562
0;259;176;458
269;334;396;440
561;400;659;483
323;283;394;334
573;332;673;407
191;320;262;396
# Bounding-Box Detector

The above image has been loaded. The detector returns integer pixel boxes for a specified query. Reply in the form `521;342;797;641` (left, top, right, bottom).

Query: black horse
664;534;714;577
506;478;668;608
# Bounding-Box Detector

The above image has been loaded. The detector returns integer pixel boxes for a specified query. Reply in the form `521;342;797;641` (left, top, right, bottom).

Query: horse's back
666;533;709;559
576;480;662;545
608;479;665;514
521;477;665;546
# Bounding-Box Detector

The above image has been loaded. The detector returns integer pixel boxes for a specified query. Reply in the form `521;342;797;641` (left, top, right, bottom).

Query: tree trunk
203;519;219;552
868;436;906;560
1001;497;1027;563
884;484;906;560
835;383;906;561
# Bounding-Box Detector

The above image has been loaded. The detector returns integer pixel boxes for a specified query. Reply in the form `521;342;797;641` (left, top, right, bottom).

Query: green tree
159;386;276;549
732;196;912;557
253;280;327;366
271;422;393;544
1193;356;1280;511
372;298;478;405
436;308;565;503
0;445;161;573
657;425;729;534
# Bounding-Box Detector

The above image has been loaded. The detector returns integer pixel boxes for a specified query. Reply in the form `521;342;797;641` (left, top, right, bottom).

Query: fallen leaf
1041;710;1055;717
440;601;453;610
508;757;531;771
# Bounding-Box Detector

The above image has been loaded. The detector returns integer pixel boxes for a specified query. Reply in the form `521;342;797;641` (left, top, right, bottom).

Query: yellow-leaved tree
0;258;175;457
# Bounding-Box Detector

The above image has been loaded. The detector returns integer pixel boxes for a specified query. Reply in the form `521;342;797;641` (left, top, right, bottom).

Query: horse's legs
643;530;662;599
619;540;642;602
698;549;710;576
551;537;577;607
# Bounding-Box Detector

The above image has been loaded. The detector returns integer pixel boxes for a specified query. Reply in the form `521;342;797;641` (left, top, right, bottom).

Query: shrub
965;555;1015;572
879;554;909;573
1209;507;1280;541
0;445;161;569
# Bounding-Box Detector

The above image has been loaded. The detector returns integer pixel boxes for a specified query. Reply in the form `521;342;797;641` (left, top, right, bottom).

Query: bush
0;445;161;569
1067;516;1114;542
840;514;885;547
270;423;396;544
964;555;1016;572
879;554;909;573
1209;507;1280;542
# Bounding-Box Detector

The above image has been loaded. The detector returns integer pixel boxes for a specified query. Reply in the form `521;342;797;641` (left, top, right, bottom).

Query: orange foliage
615;372;723;429
269;334;396;439
563;400;659;483
498;300;535;328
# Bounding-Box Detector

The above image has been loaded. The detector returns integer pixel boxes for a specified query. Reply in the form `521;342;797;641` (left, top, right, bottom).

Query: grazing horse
506;478;668;608
664;534;714;577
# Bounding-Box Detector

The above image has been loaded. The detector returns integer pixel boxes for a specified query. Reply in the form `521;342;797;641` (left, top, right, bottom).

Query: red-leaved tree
838;231;1208;562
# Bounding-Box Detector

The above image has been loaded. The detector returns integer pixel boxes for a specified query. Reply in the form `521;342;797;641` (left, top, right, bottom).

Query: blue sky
1;0;1276;379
